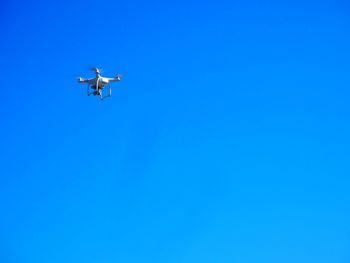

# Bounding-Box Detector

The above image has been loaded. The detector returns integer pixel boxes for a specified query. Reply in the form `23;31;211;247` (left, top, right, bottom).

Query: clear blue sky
1;0;350;262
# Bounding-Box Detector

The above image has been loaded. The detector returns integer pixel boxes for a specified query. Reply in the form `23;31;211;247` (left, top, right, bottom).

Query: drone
77;67;123;100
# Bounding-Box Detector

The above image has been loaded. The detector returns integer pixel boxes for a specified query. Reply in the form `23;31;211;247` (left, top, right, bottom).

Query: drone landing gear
87;84;94;96
100;85;112;101
87;82;112;101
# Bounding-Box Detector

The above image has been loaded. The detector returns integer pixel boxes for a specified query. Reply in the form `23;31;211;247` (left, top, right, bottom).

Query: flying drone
77;67;123;100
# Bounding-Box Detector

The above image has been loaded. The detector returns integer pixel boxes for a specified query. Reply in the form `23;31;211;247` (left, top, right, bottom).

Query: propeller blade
116;71;127;79
86;65;102;74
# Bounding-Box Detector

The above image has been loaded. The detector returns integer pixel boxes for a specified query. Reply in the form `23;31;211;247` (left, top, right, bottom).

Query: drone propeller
86;65;102;74
116;71;128;79
92;67;101;74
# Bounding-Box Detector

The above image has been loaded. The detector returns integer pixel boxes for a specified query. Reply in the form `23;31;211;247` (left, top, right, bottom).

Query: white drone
77;67;123;100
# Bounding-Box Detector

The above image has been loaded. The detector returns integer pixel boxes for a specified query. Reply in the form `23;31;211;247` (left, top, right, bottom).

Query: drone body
77;67;122;100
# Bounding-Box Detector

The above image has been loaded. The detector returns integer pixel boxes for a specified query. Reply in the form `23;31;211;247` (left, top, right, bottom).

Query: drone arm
107;75;122;83
78;77;94;84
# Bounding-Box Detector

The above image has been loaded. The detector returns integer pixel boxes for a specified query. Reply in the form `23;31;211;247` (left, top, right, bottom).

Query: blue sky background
1;0;350;262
